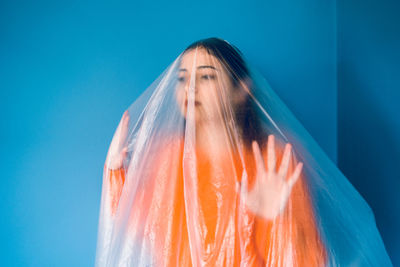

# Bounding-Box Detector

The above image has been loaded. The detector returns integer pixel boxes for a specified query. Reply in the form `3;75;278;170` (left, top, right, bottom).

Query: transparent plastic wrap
95;38;392;267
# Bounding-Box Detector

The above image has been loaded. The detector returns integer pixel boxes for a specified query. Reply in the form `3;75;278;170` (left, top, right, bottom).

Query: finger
252;140;266;174
110;112;130;155
122;146;128;157
267;134;276;172
120;110;130;127
238;141;245;157
120;110;128;126
238;173;254;230
240;172;249;207
116;111;128;137
123;110;130;122
120;111;130;143
287;162;303;188
278;143;292;179
122;110;128;119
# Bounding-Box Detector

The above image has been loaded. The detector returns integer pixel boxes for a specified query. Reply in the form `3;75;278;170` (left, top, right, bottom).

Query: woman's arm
241;135;303;221
104;110;130;216
105;165;126;216
286;164;328;266
241;135;327;266
248;171;327;267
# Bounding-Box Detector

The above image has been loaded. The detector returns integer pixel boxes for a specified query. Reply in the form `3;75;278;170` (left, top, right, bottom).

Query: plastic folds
95;38;392;267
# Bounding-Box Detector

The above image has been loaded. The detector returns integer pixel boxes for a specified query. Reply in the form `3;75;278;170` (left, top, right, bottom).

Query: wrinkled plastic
95;38;393;267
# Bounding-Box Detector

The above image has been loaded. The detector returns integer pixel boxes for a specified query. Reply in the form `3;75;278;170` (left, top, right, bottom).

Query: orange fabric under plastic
106;138;327;266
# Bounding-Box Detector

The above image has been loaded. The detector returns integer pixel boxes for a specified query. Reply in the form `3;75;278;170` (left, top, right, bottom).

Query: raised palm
106;110;130;170
240;134;303;220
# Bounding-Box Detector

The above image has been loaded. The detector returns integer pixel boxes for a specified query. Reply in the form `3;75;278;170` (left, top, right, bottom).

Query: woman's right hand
106;110;130;170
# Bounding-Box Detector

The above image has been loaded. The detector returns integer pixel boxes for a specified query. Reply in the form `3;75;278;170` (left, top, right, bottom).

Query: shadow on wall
338;64;400;265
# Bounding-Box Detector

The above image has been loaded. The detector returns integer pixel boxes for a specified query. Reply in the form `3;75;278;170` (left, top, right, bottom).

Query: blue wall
337;0;400;265
2;0;382;265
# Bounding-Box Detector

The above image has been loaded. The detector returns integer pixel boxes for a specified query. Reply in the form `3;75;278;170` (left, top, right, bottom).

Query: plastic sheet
95;38;393;266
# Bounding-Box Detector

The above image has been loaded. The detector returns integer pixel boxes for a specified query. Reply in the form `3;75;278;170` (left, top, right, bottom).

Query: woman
95;38;392;266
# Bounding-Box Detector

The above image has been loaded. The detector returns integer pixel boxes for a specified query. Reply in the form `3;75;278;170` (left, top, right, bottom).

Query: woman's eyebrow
198;65;218;70
178;65;219;72
179;65;218;71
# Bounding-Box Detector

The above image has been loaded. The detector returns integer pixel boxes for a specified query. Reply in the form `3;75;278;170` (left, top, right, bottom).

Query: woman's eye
177;76;186;82
201;74;216;80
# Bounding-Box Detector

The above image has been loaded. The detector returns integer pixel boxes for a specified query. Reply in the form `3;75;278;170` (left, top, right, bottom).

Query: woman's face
175;47;237;124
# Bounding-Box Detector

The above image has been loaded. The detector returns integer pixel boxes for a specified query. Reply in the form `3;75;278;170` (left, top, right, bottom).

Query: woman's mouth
185;100;201;106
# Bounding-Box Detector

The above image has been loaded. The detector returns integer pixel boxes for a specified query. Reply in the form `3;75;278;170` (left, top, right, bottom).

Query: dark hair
183;37;268;149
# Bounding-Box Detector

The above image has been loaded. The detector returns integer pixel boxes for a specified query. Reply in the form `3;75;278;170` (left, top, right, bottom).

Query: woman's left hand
240;135;303;221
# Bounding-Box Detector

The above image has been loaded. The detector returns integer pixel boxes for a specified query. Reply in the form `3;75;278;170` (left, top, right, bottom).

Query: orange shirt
106;138;327;266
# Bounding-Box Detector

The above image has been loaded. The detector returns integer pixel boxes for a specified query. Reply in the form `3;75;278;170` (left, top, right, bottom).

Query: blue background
0;0;398;265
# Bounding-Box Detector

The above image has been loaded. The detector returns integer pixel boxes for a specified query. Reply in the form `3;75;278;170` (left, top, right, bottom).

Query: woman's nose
184;79;198;94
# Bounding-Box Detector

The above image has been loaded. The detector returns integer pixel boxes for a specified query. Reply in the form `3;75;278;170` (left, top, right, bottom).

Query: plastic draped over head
95;38;392;267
